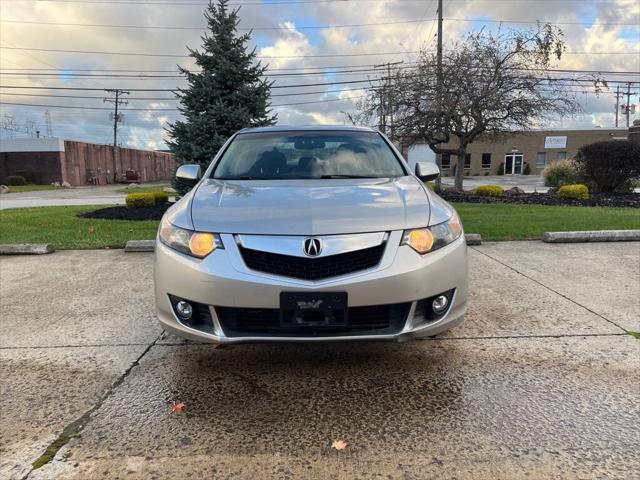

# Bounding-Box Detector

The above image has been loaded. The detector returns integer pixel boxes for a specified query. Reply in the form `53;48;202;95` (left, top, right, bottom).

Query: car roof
238;125;379;134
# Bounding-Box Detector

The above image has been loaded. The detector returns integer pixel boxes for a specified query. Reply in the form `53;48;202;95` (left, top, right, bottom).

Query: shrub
425;182;436;191
7;175;26;186
523;163;531;175
558;184;589;200
153;191;169;203
497;162;505;175
15;169;33;183
543;160;577;187
126;192;156;208
574;140;640;193
474;185;503;197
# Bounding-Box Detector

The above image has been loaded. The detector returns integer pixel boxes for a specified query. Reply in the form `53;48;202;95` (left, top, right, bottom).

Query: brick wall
403;128;629;177
0;151;64;184
62;141;177;186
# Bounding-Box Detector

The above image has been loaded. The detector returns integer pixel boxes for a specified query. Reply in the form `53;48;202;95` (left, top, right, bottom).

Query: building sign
544;136;567;149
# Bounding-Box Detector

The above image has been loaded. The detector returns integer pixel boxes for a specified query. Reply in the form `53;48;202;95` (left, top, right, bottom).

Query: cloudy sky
1;0;638;149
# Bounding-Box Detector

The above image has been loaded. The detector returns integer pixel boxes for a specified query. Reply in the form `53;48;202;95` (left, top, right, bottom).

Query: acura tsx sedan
154;126;468;344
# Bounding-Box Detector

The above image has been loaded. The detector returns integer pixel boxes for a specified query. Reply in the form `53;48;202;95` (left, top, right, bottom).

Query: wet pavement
1;243;638;479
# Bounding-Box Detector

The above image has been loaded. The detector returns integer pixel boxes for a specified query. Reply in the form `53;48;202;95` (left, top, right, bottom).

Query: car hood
189;177;431;235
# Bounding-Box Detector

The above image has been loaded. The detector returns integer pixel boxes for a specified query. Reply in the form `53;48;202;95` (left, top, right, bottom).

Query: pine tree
167;0;276;170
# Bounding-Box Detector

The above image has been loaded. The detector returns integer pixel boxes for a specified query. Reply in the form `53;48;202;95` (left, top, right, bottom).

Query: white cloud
1;0;637;148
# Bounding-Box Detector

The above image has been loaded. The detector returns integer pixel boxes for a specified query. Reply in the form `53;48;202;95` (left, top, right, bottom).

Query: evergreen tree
167;0;276;171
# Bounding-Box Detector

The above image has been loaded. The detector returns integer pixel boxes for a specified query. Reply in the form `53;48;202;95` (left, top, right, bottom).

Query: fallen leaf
170;401;186;413
88;226;95;233
331;440;348;451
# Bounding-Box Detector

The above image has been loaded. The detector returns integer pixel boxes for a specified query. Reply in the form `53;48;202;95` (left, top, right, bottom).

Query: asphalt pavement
0;183;167;210
1;242;638;479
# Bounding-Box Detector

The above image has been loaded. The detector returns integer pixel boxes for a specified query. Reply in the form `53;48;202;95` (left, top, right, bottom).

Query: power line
0;95;370;110
2;63;639;75
0;46;418;58
0;86;377;98
445;17;639;27
1;76;638;95
0;18;437;31
2;17;636;30
0;67;399;78
3;45;638;60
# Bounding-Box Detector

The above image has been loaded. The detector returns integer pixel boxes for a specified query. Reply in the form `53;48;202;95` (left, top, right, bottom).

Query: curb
125;240;156;252
465;233;482;246
0;243;55;255
542;230;640;243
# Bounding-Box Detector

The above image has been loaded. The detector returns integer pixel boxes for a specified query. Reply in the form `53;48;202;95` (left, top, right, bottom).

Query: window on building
481;153;491;169
441;153;451;169
557;151;567;161
464;153;471;169
536;152;547;168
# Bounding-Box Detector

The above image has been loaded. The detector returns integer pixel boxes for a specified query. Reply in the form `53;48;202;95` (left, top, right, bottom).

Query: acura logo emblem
303;238;322;257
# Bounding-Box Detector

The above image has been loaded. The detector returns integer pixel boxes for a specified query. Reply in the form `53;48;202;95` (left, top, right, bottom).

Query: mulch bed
77;191;639;222
79;202;172;221
439;190;640;208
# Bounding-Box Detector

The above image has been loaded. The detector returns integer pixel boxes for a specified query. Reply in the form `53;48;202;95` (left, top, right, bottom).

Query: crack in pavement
471;246;628;333
0;342;154;350
22;332;163;479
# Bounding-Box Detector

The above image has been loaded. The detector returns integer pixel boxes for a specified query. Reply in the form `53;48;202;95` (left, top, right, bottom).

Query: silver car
154;126;467;344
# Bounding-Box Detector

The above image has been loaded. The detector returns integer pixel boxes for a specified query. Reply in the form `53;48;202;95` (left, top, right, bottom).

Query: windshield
212;131;406;180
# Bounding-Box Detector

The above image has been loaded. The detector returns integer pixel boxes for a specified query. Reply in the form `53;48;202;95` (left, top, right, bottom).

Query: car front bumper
154;231;468;344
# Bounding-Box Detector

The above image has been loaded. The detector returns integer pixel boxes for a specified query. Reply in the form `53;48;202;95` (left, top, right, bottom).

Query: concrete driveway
441;175;548;192
1;242;638;479
0;183;167;210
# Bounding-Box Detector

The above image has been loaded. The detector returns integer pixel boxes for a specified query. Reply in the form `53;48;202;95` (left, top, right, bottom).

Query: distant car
154;126;468;344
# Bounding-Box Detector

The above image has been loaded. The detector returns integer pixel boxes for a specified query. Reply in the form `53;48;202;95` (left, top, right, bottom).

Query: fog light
432;295;449;314
175;300;193;319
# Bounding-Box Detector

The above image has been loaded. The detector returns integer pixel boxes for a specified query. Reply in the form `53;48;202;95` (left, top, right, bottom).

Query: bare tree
352;24;582;190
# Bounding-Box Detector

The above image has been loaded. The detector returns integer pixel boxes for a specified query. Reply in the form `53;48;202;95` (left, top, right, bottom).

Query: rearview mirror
175;164;202;186
415;162;440;181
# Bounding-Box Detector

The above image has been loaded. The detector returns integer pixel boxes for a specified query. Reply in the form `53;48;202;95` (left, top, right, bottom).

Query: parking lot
1;242;639;479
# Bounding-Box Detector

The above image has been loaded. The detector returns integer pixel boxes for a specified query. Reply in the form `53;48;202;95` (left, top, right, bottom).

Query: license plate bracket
280;292;348;327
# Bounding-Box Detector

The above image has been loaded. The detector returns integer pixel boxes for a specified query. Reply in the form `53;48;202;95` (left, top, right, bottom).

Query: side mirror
415;162;440;181
175;164;202;186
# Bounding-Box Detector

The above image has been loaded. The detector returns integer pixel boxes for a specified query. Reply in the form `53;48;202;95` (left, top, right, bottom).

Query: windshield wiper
216;176;254;180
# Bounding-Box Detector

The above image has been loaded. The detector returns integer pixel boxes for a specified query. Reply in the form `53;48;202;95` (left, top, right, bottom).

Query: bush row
474;185;504;197
558;184;589;200
6;175;27;186
543;140;639;193
125;191;169;208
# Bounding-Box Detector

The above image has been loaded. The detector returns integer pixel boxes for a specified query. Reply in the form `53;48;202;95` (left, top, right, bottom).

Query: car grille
216;302;411;338
238;243;386;281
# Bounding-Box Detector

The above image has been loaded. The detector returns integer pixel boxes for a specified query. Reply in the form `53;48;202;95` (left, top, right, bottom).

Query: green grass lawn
4;184;63;193
0;203;638;249
116;184;171;194
455;203;640;241
0;206;159;250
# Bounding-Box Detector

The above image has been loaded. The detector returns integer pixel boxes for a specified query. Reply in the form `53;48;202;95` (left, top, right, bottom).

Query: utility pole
614;85;620;128
104;89;129;183
374;61;403;141
625;82;631;128
435;0;444;190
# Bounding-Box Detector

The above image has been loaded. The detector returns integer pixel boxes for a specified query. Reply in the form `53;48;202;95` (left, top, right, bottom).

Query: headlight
159;217;223;258
402;211;463;254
